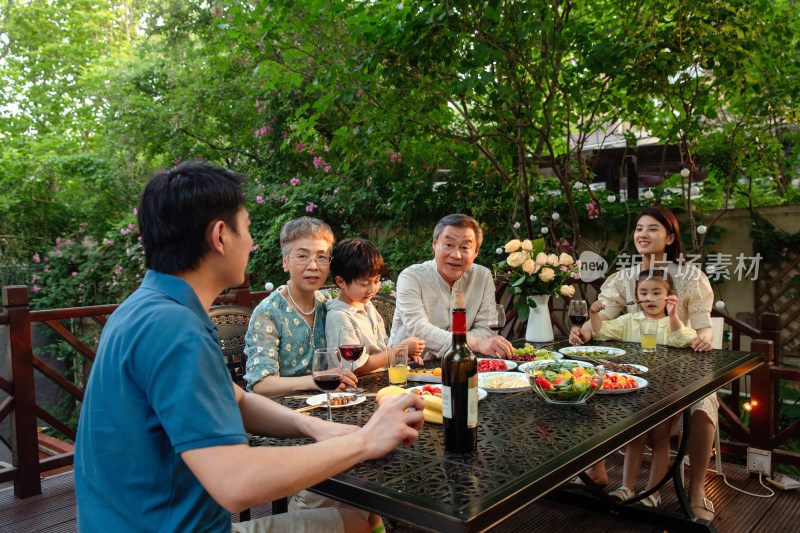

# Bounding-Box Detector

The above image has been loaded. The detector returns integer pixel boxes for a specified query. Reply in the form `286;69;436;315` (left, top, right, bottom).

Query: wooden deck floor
2;453;798;532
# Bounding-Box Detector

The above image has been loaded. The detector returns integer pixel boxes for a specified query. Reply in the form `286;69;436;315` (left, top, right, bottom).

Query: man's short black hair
138;161;245;274
330;238;385;285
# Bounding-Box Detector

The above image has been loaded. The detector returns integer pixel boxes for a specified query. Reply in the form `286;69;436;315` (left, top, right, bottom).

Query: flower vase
525;295;554;343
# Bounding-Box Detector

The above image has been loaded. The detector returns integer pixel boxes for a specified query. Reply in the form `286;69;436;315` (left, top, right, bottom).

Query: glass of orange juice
387;344;409;387
640;319;658;353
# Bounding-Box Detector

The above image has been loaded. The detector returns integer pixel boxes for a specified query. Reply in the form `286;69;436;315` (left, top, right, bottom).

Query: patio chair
208;305;252;389
371;293;397;335
209;304;256;522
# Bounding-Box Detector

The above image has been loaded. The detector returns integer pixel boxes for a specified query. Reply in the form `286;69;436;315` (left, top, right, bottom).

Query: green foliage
749;212;800;264
29;216;145;310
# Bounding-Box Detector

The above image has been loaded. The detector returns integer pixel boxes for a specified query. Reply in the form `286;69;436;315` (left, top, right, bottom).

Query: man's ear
207;220;226;255
334;275;347;290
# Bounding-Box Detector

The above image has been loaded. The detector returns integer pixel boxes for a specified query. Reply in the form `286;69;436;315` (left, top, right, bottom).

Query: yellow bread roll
375;385;408;403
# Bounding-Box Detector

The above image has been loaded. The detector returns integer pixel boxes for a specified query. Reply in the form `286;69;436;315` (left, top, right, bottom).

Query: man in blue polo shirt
74;161;424;532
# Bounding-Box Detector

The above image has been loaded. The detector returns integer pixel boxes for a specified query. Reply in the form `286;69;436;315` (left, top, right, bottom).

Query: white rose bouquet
495;238;580;321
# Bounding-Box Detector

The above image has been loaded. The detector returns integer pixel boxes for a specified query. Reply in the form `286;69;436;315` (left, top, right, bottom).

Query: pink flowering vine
256;195;264;204
305;202;318;213
33;253;40;263
587;200;599;220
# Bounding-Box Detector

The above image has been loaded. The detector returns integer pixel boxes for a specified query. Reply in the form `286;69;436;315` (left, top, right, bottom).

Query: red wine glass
488;304;506;336
568;300;589;344
338;327;365;393
312;348;343;421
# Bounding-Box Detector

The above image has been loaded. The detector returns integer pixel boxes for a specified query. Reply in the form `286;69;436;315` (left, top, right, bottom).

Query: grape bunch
507;343;554;362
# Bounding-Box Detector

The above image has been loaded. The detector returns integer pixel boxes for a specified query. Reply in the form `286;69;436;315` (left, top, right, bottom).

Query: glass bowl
524;359;605;405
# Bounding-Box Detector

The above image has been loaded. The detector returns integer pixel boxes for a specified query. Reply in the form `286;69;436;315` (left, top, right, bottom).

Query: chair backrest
370;293;397;335
208;305;253;388
710;316;724;350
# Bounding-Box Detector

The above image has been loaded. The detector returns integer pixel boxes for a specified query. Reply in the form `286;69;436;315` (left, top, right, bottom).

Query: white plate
306;393;367;407
507;351;564;363
477;371;531;393
517;359;562;373
558;346;627;360
600;362;648;374
597;373;649;394
477;358;518;371
406;369;442;383
408;384;488;401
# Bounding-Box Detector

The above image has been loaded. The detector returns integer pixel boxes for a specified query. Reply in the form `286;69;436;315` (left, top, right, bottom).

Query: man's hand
360;393;424;457
469;335;513;358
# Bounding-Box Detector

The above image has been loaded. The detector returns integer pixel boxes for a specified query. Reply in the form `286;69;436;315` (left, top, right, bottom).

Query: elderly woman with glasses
243;217;358;397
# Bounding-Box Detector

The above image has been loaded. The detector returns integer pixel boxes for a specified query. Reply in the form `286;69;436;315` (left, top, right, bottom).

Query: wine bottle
441;290;478;453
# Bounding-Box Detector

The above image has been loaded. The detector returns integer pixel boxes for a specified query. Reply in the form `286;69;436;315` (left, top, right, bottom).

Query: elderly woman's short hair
280;217;335;255
433;214;483;250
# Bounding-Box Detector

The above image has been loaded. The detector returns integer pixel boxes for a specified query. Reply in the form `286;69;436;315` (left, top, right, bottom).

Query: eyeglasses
287;253;333;266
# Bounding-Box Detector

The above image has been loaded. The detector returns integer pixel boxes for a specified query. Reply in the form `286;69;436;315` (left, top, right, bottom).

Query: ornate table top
268;341;762;532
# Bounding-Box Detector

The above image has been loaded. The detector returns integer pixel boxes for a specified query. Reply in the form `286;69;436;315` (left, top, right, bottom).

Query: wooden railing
1;278;798;498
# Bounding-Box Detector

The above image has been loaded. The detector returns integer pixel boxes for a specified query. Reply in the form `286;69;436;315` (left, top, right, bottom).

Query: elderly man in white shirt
389;214;514;359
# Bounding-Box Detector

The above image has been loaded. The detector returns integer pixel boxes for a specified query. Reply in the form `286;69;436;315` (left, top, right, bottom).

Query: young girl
572;270;696;506
243;217;357;397
326;238;425;374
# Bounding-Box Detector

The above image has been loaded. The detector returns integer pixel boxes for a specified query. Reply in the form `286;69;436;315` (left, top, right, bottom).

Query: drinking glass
568;300;589;327
312;348;344;422
387;344;409;387
568;300;589;345
640;319;658;353
338;326;365;393
488;304;506;335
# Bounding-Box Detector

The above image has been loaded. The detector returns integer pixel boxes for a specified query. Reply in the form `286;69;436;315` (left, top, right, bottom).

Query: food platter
477;358;518;372
408;384;488;401
558;346;626;361
477;371;531;393
599;362;648;375
306;393;367;407
596;373;648;395
517;360;562;374
407;367;442;383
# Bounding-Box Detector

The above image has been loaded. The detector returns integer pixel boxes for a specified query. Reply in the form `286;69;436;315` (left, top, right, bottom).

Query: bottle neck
452;309;467;343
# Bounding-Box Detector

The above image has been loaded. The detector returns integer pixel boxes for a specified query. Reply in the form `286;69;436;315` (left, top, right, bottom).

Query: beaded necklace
286;280;316;316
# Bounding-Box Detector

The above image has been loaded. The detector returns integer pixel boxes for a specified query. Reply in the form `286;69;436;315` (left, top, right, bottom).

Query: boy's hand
569;326;590;345
665;295;679;317
403;337;425;358
589;301;606;315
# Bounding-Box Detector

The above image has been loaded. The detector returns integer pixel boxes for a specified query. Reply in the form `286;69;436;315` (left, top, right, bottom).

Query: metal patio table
268;341;762;532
